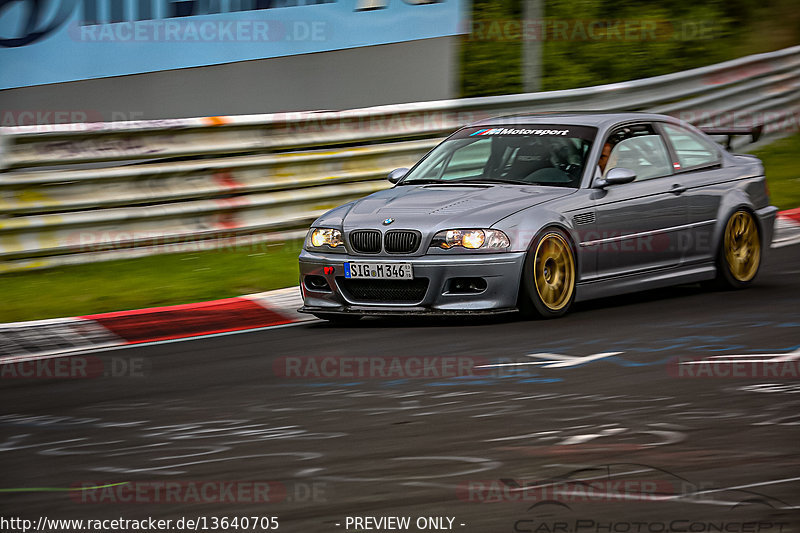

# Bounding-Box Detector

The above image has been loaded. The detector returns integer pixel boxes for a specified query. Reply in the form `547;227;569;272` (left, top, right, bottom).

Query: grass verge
749;132;800;211
0;240;303;323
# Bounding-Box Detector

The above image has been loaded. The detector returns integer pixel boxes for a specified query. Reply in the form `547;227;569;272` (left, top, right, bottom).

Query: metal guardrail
1;45;799;273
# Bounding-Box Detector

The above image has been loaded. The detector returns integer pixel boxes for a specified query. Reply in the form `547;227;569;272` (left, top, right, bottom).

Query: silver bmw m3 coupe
298;113;776;321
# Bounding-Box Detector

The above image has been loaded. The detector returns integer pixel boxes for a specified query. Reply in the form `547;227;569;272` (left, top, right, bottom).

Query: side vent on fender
573;212;596;226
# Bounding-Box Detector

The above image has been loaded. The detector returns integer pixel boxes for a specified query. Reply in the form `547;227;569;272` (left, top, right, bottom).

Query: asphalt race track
2;243;799;533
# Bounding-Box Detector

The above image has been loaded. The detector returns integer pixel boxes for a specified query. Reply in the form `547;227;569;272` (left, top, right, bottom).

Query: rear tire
520;229;577;319
710;209;762;290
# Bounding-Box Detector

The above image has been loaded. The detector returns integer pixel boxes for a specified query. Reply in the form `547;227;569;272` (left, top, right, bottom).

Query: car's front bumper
298;250;527;316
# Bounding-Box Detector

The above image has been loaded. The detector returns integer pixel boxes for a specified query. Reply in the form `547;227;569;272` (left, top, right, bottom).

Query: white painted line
681;360;786;364
542;352;622;368
474;361;553;369
707;354;784;358
525;352;574;361
537;490;748;507
680;348;800;365
692;475;800;497
774;349;800;362
507;468;653;492
486;431;559;442
772;238;800;249
558;427;628;445
478;351;622;370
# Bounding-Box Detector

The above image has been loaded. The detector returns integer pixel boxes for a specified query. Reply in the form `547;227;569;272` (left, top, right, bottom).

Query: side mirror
595;167;636;188
387;168;409;184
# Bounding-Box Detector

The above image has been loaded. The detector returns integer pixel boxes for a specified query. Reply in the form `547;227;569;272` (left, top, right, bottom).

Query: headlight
430;229;510;250
306;228;344;249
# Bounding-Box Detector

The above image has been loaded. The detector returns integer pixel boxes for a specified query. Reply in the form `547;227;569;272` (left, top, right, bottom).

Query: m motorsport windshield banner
456;125;599;141
0;0;464;89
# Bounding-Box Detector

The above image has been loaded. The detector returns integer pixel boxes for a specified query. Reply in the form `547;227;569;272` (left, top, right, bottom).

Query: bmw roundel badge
383;218;394;225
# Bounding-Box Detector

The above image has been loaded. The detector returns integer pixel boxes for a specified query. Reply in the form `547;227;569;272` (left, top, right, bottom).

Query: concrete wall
0;36;458;124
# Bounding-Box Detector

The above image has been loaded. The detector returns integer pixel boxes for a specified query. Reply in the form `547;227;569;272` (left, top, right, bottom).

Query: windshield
400;125;597;188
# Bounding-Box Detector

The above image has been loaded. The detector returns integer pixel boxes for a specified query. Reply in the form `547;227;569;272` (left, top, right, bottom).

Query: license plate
344;262;413;280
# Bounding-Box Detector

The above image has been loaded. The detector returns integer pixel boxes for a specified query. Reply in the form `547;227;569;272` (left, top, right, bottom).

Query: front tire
520;229;577;318
712;209;762;289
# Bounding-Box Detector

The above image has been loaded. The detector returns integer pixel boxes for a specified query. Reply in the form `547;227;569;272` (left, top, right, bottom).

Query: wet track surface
2;244;799;532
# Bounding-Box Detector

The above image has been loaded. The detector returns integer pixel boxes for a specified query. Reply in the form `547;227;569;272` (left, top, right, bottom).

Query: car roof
468;112;678;129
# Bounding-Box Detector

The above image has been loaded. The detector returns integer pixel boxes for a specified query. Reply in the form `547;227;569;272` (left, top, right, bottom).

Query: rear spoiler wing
699;124;763;150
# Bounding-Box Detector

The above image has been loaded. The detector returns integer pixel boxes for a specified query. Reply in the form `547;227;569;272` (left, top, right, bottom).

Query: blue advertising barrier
0;0;464;89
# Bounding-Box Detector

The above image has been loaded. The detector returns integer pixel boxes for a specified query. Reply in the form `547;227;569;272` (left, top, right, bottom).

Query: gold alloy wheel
723;210;761;282
533;233;575;311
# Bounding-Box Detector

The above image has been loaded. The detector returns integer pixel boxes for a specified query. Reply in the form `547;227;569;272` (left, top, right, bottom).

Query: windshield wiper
397;179;443;185
400;177;529;186
454;178;529;185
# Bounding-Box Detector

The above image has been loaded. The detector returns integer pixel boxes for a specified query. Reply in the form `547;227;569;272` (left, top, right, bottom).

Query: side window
662;124;720;169
605;134;672;181
440;138;492;180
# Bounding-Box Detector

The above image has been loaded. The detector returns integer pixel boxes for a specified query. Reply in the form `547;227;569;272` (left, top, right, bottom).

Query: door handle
670;184;687;195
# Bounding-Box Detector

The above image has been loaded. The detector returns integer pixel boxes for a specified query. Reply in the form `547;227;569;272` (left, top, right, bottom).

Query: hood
334;184;573;231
